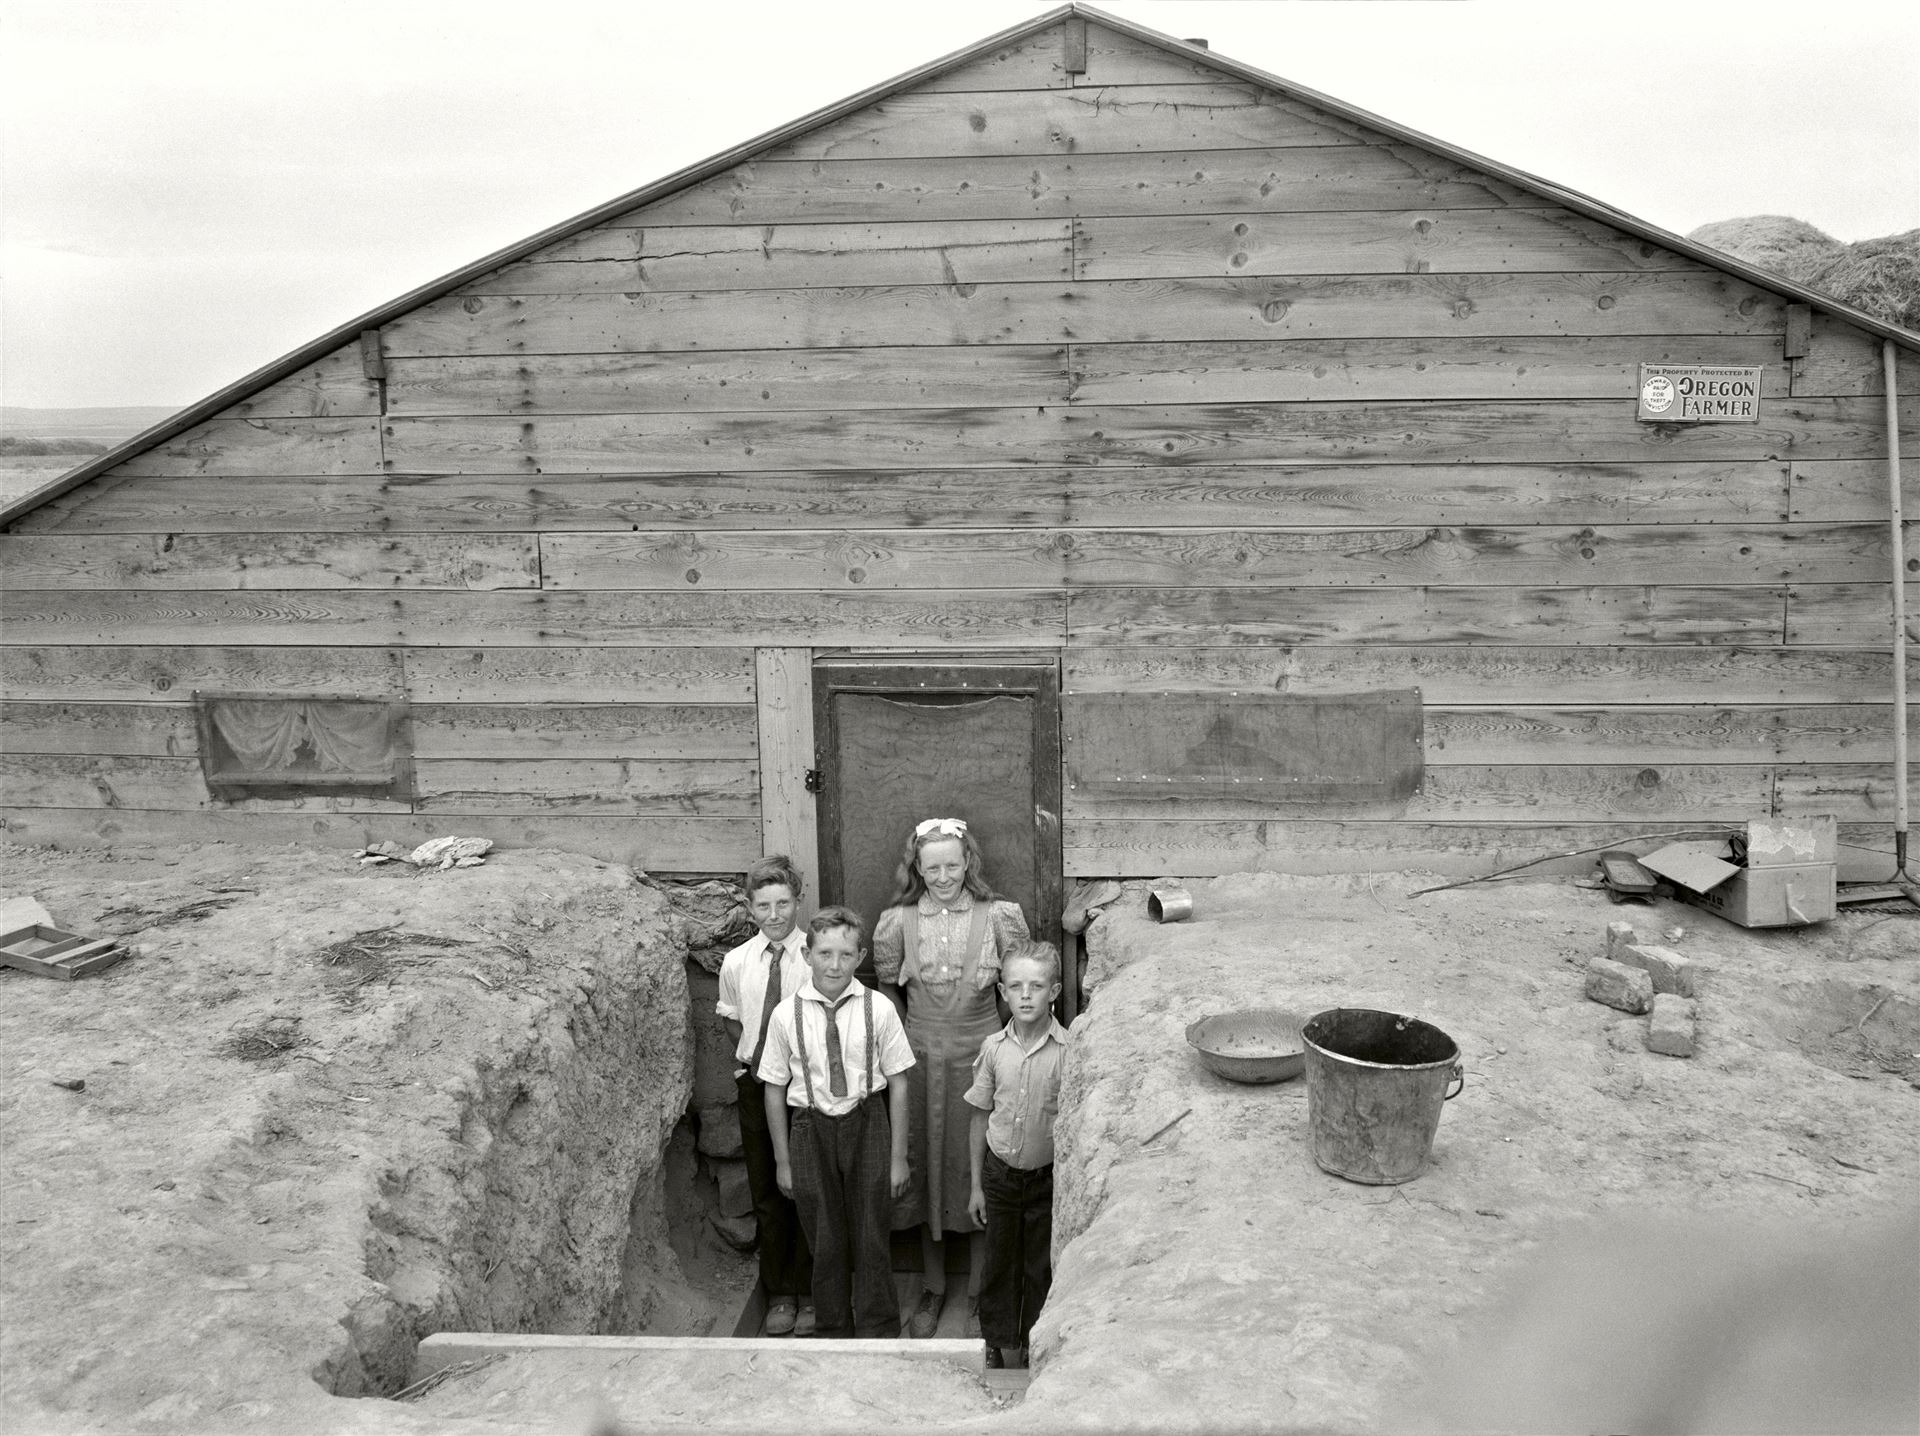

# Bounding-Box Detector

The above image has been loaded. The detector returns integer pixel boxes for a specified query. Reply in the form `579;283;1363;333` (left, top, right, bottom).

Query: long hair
886;819;994;907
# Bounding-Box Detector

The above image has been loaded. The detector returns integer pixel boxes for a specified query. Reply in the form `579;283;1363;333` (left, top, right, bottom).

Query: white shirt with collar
756;976;916;1117
716;930;808;1072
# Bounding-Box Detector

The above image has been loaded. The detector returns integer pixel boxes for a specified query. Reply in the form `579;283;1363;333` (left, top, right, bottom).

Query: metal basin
1185;1007;1307;1084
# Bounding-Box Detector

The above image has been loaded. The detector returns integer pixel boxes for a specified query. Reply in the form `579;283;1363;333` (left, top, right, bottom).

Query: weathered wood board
1063;762;1777;822
918;22;1229;94
1063;645;1903;704
0;645;408;700
412;758;758;816
1776;764;1920;820
0;590;1068;648
1790;460;1920;521
1066;585;1790;646
620;147;1539;226
1792;311;1920;396
1785;585;1909;647
375;399;1916;474
541;523;1901;591
0;701;202;756
407;703;758;759
3;751;759;817
10;462;1800;535
1074;210;1707;279
384;347;1070;415
109;418;383;477
1421;705;1896;764
0;807;759;872
0;534;539;591
460;220;1073;294
1066;337;1785;404
386;274;1793;357
760;83;1368;160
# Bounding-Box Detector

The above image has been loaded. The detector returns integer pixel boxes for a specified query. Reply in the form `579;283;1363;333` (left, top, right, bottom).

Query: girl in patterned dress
873;817;1031;1337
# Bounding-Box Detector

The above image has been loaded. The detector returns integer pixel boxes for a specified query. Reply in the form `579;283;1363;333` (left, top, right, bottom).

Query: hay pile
1688;216;1920;331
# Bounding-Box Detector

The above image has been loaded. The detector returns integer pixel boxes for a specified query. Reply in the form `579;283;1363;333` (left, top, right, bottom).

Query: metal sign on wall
1636;364;1763;423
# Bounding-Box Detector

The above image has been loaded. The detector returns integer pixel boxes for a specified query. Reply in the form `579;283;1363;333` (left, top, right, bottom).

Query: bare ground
3;846;1916;1434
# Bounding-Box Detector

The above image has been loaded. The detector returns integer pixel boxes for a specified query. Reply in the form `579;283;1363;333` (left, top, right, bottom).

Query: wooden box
0;924;127;980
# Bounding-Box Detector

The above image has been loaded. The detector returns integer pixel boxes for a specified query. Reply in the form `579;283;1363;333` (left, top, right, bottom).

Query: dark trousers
979;1149;1053;1351
736;1072;812;1298
788;1093;899;1340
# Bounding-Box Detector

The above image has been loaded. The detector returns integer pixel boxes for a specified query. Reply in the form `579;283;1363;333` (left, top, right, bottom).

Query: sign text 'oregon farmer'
1636;364;1764;423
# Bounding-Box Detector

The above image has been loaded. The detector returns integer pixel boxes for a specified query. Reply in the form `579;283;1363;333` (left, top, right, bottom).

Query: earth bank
2;843;694;1433
2;847;1916;1434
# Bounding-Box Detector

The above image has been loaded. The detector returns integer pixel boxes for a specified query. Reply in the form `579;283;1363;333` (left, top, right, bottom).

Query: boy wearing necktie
715;856;814;1335
758;906;915;1340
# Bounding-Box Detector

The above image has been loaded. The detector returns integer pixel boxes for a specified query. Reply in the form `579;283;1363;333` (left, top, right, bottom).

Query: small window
193;694;413;802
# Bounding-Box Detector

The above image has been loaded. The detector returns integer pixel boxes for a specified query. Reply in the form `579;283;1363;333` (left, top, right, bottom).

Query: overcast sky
2;0;1915;411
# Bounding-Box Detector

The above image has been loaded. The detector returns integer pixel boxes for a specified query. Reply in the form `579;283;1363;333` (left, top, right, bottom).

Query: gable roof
7;1;1914;527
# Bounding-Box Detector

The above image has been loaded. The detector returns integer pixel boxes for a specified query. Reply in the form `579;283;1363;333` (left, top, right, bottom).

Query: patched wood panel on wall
1064;690;1424;816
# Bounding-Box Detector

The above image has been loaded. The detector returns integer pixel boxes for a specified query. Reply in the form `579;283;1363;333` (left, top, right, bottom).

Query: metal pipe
1884;340;1911;876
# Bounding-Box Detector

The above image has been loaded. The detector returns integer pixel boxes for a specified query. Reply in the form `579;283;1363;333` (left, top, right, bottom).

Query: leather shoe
793;1304;815;1338
765;1297;796;1336
983;1343;1005;1369
907;1288;944;1338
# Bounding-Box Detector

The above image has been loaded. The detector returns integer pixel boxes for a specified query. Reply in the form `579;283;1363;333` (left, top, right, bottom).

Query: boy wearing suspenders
759;906;915;1339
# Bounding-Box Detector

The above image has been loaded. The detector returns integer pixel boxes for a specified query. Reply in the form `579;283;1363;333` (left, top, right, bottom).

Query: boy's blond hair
1001;939;1061;987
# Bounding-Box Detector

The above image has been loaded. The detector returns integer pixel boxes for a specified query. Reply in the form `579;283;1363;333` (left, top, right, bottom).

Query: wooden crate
0;924;127;980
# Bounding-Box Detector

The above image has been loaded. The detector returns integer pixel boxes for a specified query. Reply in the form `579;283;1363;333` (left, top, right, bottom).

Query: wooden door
813;659;1061;972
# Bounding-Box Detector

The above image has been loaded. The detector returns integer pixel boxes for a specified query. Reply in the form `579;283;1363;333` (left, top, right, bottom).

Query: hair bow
914;818;968;839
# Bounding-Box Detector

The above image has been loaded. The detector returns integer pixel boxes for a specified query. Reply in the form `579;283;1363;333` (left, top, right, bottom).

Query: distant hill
0;405;182;448
0;407;185;507
1687;218;1920;332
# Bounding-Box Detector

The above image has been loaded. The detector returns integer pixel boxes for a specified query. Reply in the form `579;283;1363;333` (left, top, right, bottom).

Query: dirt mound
1689;216;1920;330
1;841;695;1432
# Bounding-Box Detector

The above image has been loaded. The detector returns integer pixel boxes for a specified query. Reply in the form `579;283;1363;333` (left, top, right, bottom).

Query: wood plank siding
5;14;1913;881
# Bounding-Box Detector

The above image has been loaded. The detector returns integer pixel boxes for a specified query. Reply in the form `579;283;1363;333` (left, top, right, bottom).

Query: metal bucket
1301;1008;1464;1185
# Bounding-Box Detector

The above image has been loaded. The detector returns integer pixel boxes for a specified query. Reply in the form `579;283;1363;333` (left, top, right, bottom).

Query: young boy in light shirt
714;855;813;1336
758;906;915;1340
966;940;1068;1369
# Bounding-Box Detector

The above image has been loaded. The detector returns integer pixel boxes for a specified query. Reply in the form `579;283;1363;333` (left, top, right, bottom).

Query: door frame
811;654;1063;951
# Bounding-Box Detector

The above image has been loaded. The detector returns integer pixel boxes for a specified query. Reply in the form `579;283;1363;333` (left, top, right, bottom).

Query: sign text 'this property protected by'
1636;364;1763;423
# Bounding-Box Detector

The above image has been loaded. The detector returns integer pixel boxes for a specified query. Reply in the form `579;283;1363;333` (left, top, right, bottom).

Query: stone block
708;1211;758;1251
1647;994;1698;1057
697;1102;743;1159
714;1156;754;1218
1585;956;1654;1014
685;963;740;1109
1604;921;1639;961
1617;942;1696;998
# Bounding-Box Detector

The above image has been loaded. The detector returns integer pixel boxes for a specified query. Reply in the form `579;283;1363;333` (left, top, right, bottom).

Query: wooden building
4;4;1914;938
